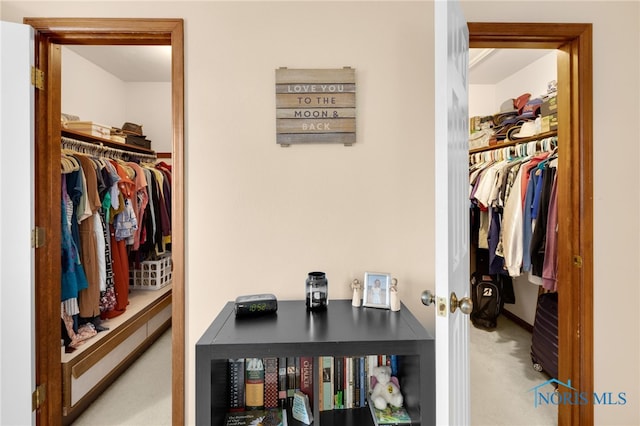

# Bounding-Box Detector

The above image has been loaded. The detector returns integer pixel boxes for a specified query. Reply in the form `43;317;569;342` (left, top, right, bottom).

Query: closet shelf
62;128;155;155
469;130;557;154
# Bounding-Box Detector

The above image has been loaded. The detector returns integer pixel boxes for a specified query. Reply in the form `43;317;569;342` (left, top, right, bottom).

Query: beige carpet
71;328;172;426
471;315;558;426
72;317;557;425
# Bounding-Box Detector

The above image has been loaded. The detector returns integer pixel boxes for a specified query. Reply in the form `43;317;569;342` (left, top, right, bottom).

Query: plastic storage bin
129;253;172;290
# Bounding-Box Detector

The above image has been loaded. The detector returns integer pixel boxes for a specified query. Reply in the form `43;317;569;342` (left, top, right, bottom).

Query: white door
433;0;470;424
0;21;36;426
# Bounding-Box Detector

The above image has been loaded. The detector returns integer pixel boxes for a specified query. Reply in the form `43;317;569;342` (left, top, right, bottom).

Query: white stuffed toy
370;365;404;410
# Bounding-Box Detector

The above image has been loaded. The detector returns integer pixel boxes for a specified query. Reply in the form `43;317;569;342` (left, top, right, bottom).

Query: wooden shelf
62;128;155;155
469;130;557;154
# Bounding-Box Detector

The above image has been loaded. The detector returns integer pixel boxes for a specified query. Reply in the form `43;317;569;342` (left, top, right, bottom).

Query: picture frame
362;272;392;309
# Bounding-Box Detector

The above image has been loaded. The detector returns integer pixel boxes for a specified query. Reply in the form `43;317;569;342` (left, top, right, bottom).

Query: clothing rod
61;136;157;162
469;130;558;154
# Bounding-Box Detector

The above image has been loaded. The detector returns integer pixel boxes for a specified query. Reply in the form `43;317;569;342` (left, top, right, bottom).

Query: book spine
359;356;366;408
278;357;287;409
353;356;360;408
299;356;314;411
367;355;378;395
245;358;265;410
334;356;343;409
263;357;279;409
286;357;296;408
295;357;301;398
349;357;357;408
228;358;245;412
390;354;398;377
346;357;354;409
321;356;334;411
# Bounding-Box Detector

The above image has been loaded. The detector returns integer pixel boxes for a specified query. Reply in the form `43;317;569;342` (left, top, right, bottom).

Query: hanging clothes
470;137;558;281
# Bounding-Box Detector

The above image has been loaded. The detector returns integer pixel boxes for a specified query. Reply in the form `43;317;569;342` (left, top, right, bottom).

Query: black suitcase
530;292;558;379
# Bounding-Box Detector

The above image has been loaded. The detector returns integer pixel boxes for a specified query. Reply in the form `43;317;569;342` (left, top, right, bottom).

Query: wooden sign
276;67;356;146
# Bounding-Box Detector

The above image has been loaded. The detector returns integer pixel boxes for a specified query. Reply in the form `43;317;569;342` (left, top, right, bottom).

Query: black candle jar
306;271;328;311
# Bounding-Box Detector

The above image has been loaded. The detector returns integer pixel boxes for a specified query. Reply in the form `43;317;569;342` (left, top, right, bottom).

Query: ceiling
65;45;553;86
65;45;172;83
469;48;555;85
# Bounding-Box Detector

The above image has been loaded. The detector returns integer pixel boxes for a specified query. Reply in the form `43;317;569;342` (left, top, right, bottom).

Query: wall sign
276;67;356;146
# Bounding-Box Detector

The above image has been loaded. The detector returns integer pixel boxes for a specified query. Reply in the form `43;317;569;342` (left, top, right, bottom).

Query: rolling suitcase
530;292;558;379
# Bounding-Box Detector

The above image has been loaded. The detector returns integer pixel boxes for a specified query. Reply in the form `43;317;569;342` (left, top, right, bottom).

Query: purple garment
522;169;537;272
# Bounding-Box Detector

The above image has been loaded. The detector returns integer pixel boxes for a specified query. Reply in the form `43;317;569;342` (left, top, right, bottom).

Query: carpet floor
72;316;558;425
470;314;558;425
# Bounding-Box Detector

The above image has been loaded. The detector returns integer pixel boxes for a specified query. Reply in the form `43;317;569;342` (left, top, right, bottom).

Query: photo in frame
362;272;392;309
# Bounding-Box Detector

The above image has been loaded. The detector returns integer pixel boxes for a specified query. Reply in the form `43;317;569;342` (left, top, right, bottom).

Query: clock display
235;294;278;317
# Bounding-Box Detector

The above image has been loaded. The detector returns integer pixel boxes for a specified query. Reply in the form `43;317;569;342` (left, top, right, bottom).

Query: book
367;395;412;426
228;358;245;411
278;356;288;409
321;356;334;411
366;355;378;394
263;357;279;409
286;357;297;408
359;356;366;408
224;408;287;426
299;356;314;410
353;356;361;408
389;354;399;377
245;358;265;410
334;356;343;409
346;356;355;408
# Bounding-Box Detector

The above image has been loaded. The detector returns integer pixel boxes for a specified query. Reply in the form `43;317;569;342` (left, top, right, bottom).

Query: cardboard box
541;113;558;132
541;96;557;117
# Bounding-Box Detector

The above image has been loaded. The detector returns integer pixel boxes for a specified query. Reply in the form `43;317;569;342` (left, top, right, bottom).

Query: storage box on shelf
196;299;435;426
62;120;111;138
130;253;172;290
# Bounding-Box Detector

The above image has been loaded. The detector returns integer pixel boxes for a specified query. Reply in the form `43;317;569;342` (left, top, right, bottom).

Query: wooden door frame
24;18;185;425
468;23;593;425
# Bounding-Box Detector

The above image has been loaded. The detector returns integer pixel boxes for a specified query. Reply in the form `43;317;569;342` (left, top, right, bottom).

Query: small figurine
351;278;362;307
390;278;400;311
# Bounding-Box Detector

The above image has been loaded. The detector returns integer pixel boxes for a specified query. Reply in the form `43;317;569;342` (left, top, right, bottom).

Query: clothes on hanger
470;137;558;289
60;136;172;350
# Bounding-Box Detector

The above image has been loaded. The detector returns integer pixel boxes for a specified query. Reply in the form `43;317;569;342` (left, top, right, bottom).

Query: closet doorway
24;18;185;426
468;23;593;425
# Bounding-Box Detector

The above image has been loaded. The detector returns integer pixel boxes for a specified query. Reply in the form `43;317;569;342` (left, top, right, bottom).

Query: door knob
450;292;473;315
421;290;435;306
421;290;448;317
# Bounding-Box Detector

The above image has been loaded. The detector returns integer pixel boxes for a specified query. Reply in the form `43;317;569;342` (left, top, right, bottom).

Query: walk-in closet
58;45;173;424
468;48;560;424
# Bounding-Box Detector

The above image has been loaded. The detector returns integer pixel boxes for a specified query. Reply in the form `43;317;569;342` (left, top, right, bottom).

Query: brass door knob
450;292;473;315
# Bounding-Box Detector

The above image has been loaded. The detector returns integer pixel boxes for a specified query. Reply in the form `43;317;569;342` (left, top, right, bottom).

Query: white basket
129;253;172;290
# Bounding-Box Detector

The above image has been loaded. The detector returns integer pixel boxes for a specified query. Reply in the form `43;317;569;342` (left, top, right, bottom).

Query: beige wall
2;1;639;425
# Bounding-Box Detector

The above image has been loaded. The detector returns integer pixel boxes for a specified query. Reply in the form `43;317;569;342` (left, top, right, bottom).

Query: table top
197;299;432;358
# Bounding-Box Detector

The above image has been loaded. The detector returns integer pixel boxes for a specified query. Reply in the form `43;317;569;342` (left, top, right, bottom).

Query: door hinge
31;66;44;90
32;384;46;411
31;227;45;248
573;255;583;268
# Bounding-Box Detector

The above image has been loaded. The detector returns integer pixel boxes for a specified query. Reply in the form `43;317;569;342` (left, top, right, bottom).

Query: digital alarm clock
234;293;278;317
